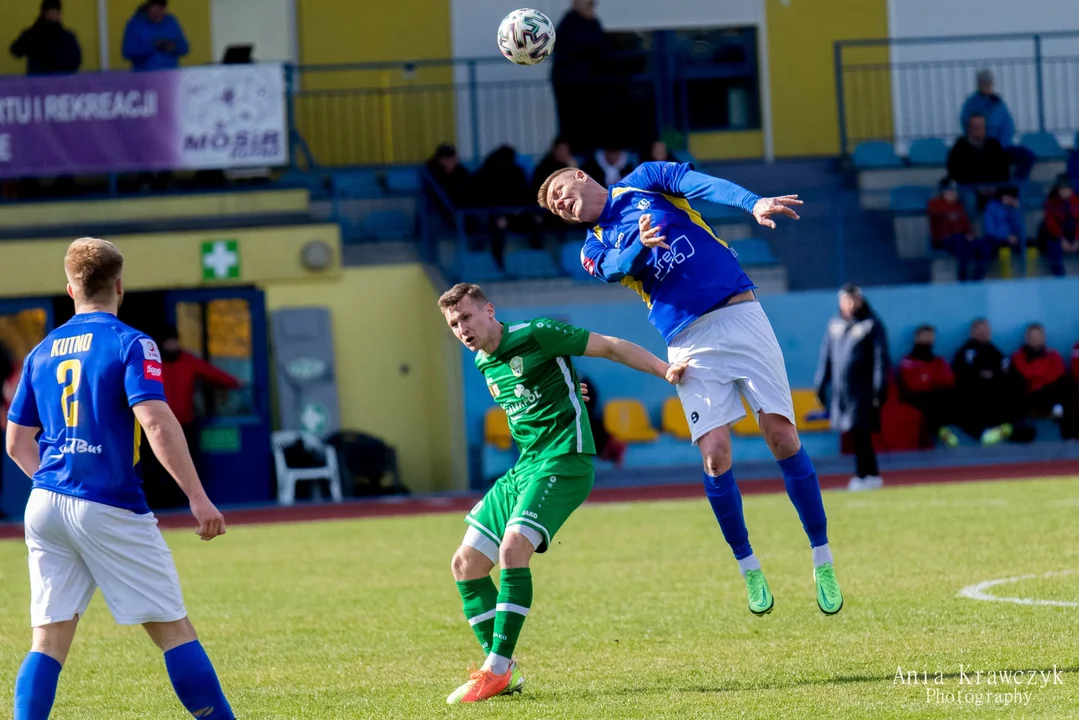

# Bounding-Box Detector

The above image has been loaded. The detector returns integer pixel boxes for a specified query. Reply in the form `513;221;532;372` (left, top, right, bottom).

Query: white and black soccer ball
497;8;556;66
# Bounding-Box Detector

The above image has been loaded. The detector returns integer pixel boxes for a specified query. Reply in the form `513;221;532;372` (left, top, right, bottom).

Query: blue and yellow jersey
7;312;167;514
580;161;761;344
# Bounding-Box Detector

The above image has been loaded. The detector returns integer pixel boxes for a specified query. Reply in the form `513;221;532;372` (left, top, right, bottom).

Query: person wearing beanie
9;0;82;76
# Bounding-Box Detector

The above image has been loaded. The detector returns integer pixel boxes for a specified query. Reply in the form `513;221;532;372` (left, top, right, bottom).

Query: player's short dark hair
915;324;935;336
438;283;487;311
537;167;578;210
1026;322;1045;333
970;317;988;329
64;237;123;301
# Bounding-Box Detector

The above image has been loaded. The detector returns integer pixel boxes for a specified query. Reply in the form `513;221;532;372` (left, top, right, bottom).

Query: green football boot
745;569;775;616
814;562;844;615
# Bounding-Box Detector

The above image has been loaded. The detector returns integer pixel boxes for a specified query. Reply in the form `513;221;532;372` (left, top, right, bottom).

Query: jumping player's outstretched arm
622;161;803;229
583;333;687;385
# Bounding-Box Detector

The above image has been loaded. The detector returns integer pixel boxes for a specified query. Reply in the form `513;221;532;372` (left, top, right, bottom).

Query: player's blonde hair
536;167;577;210
438;282;488;311
64;237;124;301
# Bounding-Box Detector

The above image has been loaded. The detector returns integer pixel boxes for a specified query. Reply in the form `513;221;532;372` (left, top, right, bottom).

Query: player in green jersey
438;282;686;704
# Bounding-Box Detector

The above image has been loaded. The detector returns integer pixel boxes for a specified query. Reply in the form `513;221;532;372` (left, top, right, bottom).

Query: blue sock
164;641;234;720
778;446;829;548
14;652;61;720
702;469;753;559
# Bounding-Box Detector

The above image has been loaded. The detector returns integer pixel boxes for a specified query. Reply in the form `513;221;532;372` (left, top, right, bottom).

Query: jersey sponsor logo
510;356;524;377
144;360;163;381
487;379;500;398
139;338;162;362
505;385;542;417
58;438;103;456
653;235;696;281
581;249;597;276
636;199;651;211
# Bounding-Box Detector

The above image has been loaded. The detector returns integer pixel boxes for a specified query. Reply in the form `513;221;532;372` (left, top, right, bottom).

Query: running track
0;459;1076;540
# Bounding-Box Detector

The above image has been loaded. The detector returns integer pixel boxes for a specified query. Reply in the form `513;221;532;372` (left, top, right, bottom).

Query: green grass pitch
1;477;1077;719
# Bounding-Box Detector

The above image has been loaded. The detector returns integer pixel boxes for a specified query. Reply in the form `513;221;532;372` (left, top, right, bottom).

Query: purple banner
0;64;287;178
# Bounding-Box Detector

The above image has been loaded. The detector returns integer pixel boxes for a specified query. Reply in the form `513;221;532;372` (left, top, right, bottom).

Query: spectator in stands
983;185;1026;272
1040;175;1079;277
582;148;635;188
896;325;960;447
533;137;578;197
122;0;188;72
816;283;890;491
9;0;81;75
552;0;607;154
424;143;475;229
579;375;627;467
0;339;13;518
645;140;680;164
1011;323;1079;440
472;144;541;268
952;318;1028;445
959;69;1034;180
142;325;241;509
928;178;986;281
947;113;1011;210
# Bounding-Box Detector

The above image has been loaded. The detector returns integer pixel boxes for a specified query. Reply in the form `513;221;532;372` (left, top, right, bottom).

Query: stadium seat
461;252;507;282
332;170;383;198
504;249;560;279
661;397;692;440
361;210;414;240
516;154;536;180
852;141;903;170
484;407;512;450
270;431;343;506
383;167;421;194
604;399;660;443
1020;182;1047;210
907;138;949;167
791;389;831;432
1020;132;1065;161
560;243;592;280
889;185;935;213
731;238;778;266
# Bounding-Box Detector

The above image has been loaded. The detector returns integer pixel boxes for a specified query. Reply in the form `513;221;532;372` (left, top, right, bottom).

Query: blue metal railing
835;31;1079;156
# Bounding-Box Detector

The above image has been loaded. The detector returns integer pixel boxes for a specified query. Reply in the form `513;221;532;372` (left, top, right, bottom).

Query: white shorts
24;489;187;627
668;301;795;443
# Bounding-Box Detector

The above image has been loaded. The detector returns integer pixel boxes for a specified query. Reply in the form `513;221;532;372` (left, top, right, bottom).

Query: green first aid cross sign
202;240;241;281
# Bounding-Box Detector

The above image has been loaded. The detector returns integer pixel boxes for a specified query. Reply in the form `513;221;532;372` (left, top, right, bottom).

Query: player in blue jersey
537;162;844;616
5;238;235;720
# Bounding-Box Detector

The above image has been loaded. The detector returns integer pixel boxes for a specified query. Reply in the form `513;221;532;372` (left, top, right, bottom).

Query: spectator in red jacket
1041;176;1079;277
1072;338;1079;381
1011;323;1078;439
143;325;242;509
928;178;987;281
896;325;961;447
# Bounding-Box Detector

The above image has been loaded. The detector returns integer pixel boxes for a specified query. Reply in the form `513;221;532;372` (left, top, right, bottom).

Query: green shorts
465;453;594;554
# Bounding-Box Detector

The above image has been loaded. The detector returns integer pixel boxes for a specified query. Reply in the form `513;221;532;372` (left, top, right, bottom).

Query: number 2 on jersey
57;359;82;427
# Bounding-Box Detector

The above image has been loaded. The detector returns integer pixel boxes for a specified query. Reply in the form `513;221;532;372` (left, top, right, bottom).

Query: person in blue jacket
122;0;188;71
959;69;1034;181
983;185;1028;274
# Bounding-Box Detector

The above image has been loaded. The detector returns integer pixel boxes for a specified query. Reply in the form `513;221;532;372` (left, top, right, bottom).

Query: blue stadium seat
907;138;949;167
383;167;421;194
461;252;507;282
560;243;592;280
516;154;536;181
889;185;935;213
1020;132;1065;161
504;249;561;279
852;141;903;170
731;238;777;266
360;210;414;240
1020;182;1047;210
332;170;382;198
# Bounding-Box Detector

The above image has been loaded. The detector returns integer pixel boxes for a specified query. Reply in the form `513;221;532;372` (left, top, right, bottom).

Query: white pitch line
958;570;1078;607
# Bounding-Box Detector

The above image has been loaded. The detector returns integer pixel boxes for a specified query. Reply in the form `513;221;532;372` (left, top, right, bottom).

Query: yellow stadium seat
662;397;692;440
792;389;830;432
485;407;512;449
604;399;660;443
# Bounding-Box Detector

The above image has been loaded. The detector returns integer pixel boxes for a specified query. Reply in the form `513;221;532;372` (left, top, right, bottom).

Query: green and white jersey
476;318;596;461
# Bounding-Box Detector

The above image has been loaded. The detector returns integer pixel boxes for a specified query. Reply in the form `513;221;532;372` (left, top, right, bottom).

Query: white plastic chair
271;431;343;506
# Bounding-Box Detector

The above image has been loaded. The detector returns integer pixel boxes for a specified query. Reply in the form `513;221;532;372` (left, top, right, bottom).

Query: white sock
737;553;761;577
483;653;512;675
812;543;833;567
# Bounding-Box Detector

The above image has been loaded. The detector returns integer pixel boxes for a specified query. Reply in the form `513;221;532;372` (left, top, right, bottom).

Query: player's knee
761;413;801;459
698;428;732;476
31;621;78;665
143;617;197;652
498;532;536;569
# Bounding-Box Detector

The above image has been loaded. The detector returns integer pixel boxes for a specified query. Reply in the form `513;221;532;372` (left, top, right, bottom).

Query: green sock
490;567;533;660
456;577;499;654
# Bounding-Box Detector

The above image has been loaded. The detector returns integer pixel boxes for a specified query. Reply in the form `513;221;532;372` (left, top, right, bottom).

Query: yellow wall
688;130;765;161
108;0;212;69
765;0;890;157
0;224;341;298
264;266;466;493
0;0;102;75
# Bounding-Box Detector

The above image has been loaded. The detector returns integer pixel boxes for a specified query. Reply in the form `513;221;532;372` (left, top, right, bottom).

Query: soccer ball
497;9;556;66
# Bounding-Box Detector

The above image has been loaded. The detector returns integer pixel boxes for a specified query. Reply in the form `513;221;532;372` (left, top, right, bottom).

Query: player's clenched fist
190;495;227;541
665;360;689;385
638;213;669;250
